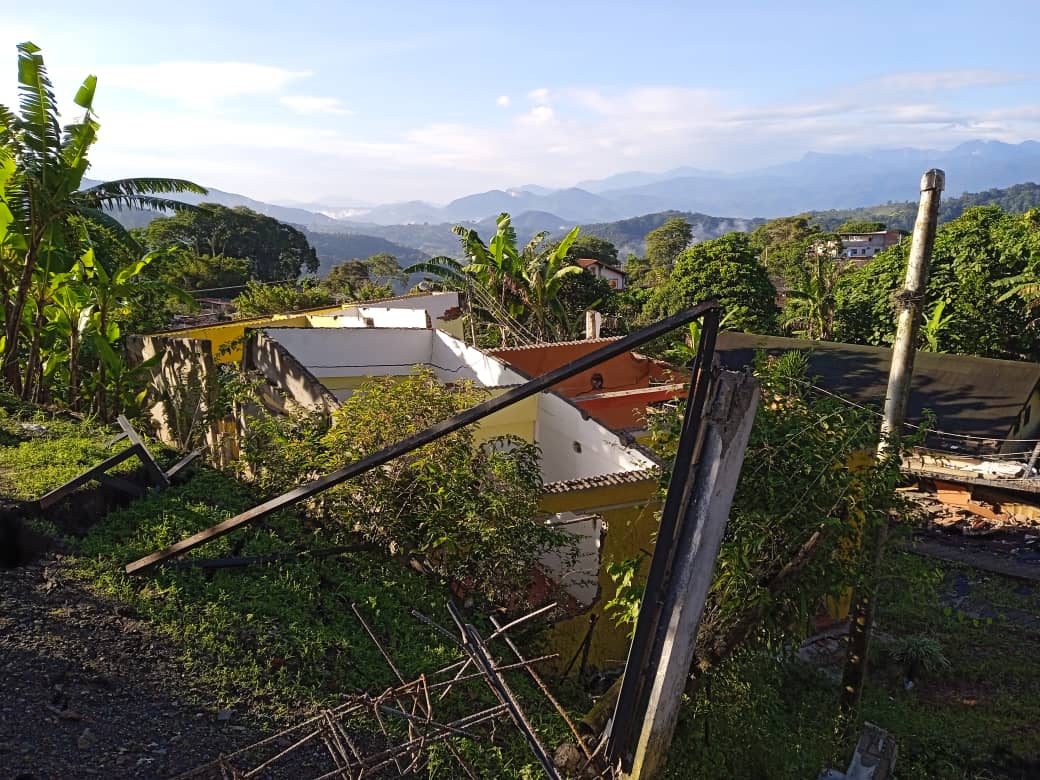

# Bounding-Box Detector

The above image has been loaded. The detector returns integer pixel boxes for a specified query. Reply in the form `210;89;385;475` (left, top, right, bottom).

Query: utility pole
879;169;945;451
841;169;944;715
614;369;760;779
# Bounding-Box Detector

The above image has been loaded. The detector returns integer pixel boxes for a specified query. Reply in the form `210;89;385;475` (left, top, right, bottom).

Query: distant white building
576;258;627;289
839;229;903;262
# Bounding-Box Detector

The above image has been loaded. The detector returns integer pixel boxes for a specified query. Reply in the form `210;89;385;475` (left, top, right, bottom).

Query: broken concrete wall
127;335;232;463
244;330;340;414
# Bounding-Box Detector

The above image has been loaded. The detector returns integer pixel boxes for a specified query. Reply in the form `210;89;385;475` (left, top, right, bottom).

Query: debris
174;602;566;780
215;708;232;722
38;416;200;510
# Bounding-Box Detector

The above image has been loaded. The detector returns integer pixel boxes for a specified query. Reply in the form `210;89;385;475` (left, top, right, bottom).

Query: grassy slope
665;551;1040;779
0;399;571;776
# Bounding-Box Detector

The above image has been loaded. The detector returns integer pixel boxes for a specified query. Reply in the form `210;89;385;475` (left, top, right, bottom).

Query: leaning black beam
39;445;143;510
125;301;719;574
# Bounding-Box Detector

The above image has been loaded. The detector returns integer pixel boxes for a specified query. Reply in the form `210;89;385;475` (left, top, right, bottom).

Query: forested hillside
809;182;1040;231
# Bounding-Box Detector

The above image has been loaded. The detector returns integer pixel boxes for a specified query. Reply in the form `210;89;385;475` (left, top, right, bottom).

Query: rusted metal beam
125;301;720;575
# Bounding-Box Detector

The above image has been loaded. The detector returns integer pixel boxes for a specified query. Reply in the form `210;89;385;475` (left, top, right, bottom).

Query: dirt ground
0;554;315;780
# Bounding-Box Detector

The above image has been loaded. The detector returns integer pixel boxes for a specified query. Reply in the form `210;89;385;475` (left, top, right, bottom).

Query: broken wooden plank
164;449;202;481
118;415;170;489
38;445;143;510
124;300;721;575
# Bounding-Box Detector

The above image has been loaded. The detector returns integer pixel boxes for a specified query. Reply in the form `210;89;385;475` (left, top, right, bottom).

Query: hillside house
838;229;903;263
575;258;627;289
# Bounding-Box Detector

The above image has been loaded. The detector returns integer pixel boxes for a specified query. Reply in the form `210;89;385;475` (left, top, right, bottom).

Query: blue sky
6;1;1040;204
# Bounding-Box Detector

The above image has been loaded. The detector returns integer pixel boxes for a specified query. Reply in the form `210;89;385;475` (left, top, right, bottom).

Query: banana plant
919;299;953;352
43;261;94;407
0;42;205;397
517;226;583;341
79;249;194;419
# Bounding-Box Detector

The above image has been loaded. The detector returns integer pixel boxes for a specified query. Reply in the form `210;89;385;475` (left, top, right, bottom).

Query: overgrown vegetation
239;369;570;605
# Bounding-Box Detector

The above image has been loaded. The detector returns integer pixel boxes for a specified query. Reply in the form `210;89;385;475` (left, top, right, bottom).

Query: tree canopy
645;217;693;270
141;203;319;282
643;232;778;334
834;206;1040;359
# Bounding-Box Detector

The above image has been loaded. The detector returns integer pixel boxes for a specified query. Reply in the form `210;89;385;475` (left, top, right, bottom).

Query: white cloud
95;61;311;109
528;87;550;104
81;68;1040;203
868;69;1028;92
280;95;353;116
496;95;511;107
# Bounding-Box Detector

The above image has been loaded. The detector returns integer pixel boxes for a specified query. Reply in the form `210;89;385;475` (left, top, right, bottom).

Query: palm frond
15;42;61;161
79;178;207;213
403;256;468;285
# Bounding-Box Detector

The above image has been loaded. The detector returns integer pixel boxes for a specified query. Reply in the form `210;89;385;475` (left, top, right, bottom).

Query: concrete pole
623;370;759;779
879;169;945;452
841;170;944;718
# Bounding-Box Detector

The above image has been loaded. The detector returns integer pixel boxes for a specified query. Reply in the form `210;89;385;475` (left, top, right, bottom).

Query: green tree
781;254;845;341
0;42;204;397
643;232;778;334
241;368;569;604
323;259;370;295
155;250;249;291
834;206;1040;359
645;216;693;271
231;280;334;318
141;203;318;282
363;251;405;285
748;216;828;287
836;220;886;234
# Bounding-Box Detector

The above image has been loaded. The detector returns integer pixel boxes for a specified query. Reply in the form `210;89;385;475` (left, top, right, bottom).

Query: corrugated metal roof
715;332;1040;442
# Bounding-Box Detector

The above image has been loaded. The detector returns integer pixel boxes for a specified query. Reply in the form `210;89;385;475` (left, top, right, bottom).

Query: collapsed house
129;292;679;669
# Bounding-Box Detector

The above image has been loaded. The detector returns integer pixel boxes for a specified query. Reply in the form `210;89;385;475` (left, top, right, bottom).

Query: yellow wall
156;311;335;364
157;306;467;364
539;478;660;672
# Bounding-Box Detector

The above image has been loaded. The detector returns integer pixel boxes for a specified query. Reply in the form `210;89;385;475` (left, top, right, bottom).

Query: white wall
536;391;657;481
431;330;526;386
263;327;434;379
539;512;603;608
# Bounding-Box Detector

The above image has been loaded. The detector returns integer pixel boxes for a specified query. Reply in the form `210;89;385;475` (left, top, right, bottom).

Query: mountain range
308;140;1040;226
94;140;1040;266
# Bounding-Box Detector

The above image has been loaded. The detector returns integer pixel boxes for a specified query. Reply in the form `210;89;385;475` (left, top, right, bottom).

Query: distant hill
85;178;342;228
301;231;425;275
332;140;1040;224
808;182;1040;232
580;210;765;258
